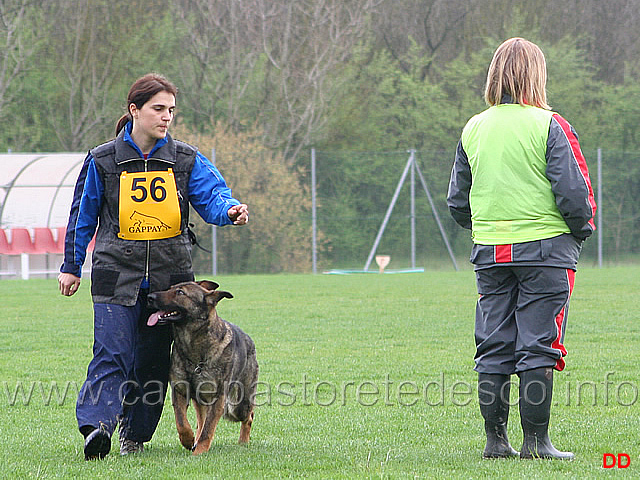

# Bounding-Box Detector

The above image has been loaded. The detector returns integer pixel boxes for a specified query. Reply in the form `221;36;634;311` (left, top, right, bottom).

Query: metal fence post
410;149;416;269
597;148;602;268
311;148;317;274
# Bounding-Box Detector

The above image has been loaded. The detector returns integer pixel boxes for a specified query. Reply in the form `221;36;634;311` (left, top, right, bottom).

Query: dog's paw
179;435;195;451
192;443;206;455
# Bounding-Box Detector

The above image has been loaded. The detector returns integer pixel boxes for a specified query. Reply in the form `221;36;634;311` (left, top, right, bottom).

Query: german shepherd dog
147;280;258;455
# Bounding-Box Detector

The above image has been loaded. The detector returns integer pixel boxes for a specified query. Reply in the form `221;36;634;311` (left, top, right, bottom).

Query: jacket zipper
143;158;150;287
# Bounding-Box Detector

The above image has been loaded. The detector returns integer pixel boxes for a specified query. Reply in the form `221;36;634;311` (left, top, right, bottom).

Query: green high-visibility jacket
448;102;596;246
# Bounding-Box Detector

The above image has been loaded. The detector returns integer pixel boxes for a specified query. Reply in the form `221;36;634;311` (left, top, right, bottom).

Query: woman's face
130;90;175;143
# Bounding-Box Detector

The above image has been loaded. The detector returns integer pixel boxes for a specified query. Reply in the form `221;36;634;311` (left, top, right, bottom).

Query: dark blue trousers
76;290;172;442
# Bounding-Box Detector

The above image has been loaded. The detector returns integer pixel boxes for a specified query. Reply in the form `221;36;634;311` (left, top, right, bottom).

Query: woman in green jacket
448;38;596;460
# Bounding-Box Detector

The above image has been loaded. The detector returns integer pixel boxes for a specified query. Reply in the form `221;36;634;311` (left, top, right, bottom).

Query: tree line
1;0;639;271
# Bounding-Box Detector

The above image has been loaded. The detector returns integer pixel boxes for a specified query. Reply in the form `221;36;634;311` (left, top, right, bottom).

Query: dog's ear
197;280;219;291
205;290;233;306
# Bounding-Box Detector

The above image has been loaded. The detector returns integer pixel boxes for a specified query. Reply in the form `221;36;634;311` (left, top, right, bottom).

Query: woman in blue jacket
58;73;249;460
448;39;596;460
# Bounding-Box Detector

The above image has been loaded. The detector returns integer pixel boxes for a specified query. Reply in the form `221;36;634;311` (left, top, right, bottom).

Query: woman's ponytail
115;112;132;136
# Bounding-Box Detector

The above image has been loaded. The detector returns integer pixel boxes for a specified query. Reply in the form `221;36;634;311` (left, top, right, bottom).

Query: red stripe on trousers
494;244;512;263
552;269;575;371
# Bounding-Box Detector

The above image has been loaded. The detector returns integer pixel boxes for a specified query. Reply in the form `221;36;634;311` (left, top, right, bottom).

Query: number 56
130;176;167;203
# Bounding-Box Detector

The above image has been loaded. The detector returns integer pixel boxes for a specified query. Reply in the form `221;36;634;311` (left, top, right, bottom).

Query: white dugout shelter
0;153;87;279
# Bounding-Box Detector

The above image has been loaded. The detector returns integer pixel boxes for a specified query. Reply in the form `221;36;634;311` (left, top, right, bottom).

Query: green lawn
1;267;638;478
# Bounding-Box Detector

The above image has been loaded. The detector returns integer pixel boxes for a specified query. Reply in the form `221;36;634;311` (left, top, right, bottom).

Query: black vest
89;131;197;306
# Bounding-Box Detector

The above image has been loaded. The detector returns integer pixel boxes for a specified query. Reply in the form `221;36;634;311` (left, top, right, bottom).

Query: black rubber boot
478;373;519;458
83;424;111;460
519;367;574;460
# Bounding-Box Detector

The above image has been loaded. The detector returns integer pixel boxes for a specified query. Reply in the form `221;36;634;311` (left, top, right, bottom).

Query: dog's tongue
147;311;165;327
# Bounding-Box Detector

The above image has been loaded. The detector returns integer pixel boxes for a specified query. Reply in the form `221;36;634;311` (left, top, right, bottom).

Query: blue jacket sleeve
546;114;597;240
60;154;103;277
447;139;473;229
188;152;240;226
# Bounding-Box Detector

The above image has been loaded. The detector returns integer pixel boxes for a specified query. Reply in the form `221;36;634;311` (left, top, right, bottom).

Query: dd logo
603;453;630;469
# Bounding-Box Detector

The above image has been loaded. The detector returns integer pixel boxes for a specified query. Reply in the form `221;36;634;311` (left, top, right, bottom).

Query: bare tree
42;0;123;150
170;0;263;131
256;0;385;160
579;0;640;83
0;0;46;117
172;0;384;163
374;0;476;77
41;0;168;150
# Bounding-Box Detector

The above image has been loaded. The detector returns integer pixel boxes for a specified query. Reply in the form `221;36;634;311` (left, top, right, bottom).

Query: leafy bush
173;122;314;273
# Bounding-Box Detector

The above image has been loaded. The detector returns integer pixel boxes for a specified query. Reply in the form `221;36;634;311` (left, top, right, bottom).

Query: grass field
1;266;639;478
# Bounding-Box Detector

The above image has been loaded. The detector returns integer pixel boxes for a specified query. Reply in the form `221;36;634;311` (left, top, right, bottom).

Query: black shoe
119;437;144;456
478;373;519;458
519;367;574;460
84;425;111;460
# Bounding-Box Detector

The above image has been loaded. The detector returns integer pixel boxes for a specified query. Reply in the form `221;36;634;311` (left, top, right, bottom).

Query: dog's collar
193;362;206;375
174;322;232;376
174;343;208;375
183;355;207;375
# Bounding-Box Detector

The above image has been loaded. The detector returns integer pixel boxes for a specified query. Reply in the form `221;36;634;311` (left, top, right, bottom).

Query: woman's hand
228;204;249;225
58;273;81;296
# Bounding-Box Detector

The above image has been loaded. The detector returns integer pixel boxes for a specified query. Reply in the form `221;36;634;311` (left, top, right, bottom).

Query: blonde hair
484;37;550;109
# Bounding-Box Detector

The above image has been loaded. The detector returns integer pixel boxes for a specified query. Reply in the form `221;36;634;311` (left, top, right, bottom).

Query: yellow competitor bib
119;169;181;240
